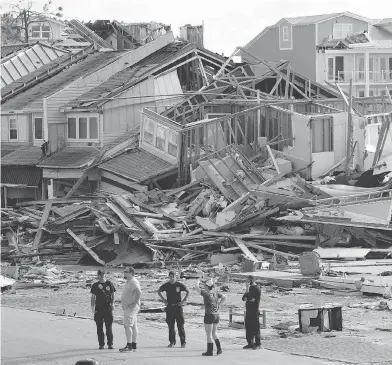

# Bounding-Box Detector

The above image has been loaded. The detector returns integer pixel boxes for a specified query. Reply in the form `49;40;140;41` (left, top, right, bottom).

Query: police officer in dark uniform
242;275;261;349
158;271;189;348
90;269;116;349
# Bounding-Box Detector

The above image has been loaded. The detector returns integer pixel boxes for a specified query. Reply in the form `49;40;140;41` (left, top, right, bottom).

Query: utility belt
165;303;183;310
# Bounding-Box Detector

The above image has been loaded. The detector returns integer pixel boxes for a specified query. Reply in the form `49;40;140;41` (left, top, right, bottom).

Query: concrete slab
1;307;340;365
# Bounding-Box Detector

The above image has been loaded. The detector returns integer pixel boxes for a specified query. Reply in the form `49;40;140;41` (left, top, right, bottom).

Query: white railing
336;70;392;83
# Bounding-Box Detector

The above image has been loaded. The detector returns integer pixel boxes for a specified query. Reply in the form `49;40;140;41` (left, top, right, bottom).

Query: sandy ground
1;264;391;351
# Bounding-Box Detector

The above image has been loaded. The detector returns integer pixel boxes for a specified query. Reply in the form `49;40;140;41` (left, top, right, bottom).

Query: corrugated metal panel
1;43;68;87
1;166;41;187
2;51;124;111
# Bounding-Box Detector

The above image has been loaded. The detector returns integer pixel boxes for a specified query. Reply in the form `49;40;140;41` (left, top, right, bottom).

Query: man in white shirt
119;266;141;353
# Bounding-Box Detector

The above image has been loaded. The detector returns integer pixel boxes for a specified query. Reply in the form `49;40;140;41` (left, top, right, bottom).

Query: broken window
144;119;154;144
89;117;98;139
9;119;18;140
156;125;166;151
68;118;77;139
79;117;88;139
333;24;352;39
34;117;43;140
168;130;178;157
311;117;333;153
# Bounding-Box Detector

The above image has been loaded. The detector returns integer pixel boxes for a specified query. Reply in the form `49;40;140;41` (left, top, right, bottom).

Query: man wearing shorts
158;271;189;348
196;278;226;356
119;266;141;353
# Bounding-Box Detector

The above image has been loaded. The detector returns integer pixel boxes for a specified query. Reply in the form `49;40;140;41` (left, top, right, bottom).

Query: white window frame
282;26;289;42
333;23;352;39
327;56;345;82
279;23;293;50
67;115;99;142
141;117;179;159
9;118;18;140
327;57;335;81
30;22;52;39
33;115;44;141
168;130;179;157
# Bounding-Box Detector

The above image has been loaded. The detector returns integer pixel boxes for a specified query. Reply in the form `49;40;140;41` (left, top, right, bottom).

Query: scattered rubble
2;144;392;307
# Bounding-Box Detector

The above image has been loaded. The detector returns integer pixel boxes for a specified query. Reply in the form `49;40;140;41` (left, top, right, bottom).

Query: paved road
1;307;341;365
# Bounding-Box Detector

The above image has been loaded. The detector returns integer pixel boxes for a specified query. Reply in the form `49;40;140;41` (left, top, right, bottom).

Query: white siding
154;71;183;113
18;115;28;142
44;31;175;152
102;72;184;145
1;116;8;141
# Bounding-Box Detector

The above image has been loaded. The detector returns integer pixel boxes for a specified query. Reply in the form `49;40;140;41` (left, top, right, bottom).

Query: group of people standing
90;268;262;356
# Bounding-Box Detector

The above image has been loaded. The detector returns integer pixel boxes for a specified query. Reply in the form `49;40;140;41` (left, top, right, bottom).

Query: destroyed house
83;20;171;50
51;39;232;195
1;35;179;204
138;58;363;186
1;33;179;202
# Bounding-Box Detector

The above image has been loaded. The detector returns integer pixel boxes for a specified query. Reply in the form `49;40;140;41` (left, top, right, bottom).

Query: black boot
215;339;222;355
202;343;213;356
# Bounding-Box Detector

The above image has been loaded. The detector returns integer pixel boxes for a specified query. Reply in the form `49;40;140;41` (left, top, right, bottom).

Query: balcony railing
336;71;392;83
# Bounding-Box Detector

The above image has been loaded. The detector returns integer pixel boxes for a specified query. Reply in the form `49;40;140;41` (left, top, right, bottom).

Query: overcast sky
4;0;392;55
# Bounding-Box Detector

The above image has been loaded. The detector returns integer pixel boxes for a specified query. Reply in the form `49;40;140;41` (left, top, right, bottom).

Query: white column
48;179;54;199
365;50;370;97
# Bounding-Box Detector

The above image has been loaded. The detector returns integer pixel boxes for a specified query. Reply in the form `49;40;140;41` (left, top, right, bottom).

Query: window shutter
18;115;28;141
1;116;8;141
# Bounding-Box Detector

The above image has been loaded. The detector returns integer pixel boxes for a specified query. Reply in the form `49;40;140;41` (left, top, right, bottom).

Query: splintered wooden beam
67;228;105;266
244;240;299;258
233;237;258;262
32;201;53;249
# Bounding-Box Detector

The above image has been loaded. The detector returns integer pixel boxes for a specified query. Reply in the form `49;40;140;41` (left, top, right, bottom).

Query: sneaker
243;344;253;349
181;343;186;348
253;345;261;350
168;343;176;348
108;345;114;350
217;349;222;355
119;345;133;352
99;346;104;350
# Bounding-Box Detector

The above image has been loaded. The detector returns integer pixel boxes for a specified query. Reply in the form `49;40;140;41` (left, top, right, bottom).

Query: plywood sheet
314;248;371;259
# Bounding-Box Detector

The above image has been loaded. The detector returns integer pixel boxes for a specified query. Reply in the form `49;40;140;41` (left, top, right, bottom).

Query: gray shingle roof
65;41;228;110
1;166;41;187
37;147;100;168
99;148;176;182
1;146;44;166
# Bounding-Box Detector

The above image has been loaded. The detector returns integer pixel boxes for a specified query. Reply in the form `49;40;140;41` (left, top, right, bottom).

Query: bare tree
1;0;63;43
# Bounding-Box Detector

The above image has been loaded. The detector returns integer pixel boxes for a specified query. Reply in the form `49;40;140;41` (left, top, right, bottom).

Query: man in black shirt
91;270;116;349
242;275;261;350
158;271;189;348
